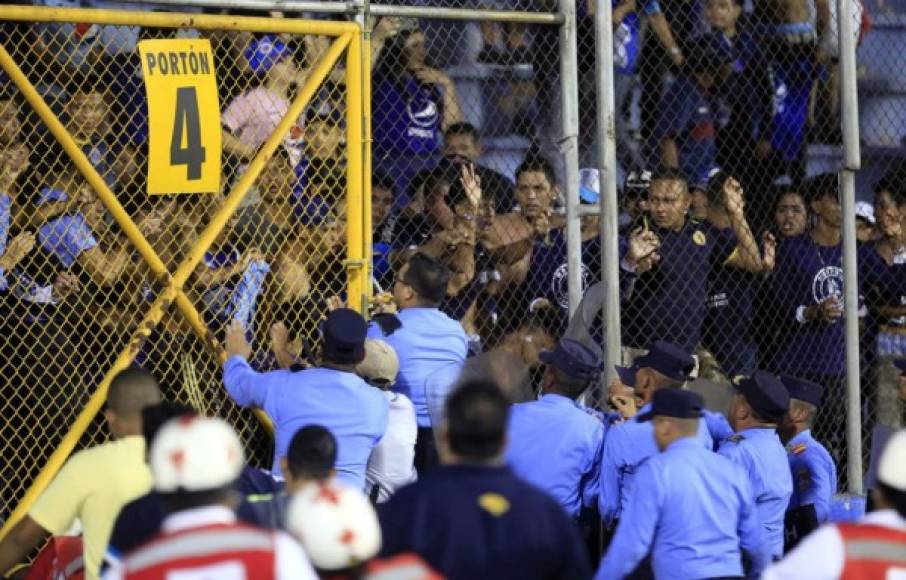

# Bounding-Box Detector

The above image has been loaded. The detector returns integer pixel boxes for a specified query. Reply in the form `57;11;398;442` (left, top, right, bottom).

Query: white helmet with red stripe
287;481;382;571
150;416;245;493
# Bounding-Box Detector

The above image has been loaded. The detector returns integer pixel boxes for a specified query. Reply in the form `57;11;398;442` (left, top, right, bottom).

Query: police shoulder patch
727;434;745;443
478;493;510;517
789;442;807;455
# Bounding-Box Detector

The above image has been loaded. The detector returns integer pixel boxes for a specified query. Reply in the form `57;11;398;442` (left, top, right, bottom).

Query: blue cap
322;308;367;364
615;341;694;387
539;338;603;381
895;359;906;376
245;35;291;75
779;375;824;407
733;370;790;420
636;388;705;422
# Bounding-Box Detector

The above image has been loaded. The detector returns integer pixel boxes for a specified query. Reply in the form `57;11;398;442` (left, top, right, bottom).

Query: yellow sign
139;39;221;194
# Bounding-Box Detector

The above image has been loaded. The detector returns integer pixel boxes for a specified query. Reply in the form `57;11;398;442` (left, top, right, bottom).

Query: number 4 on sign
171;87;206;181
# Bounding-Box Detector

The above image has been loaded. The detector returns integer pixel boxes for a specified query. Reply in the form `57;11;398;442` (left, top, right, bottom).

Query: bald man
0;367;162;580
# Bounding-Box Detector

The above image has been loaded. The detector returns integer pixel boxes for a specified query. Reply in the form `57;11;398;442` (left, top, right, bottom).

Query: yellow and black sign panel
138;38;221;194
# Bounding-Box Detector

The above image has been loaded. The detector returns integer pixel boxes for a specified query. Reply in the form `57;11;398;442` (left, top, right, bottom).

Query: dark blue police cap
322;308;367;364
615;341;694;387
540;338;603;380
895;359;906;376
733;370;790;420
636;388;705;422
779;375;824;407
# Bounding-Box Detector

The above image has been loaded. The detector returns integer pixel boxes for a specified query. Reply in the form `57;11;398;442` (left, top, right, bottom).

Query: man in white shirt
358;339;418;502
763;429;906;579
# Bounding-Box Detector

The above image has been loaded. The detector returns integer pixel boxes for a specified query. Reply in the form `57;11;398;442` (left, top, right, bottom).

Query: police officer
599;340;713;528
596;389;770;580
507;338;605;518
778;374;837;550
224;308;389;489
378;379;592;580
718;370;793;559
620;167;764;354
368;252;468;475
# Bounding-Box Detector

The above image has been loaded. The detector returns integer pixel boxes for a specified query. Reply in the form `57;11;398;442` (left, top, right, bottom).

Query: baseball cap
579;168;600;204
616;341;694;387
245;34;291;75
733;371;790;420
636;388;705;422
623;168;651;197
356;339;399;386
877;429;906;492
322;308;367;365
287;481;382;571
855;201;876;224
539;338;603;381
151;416;245;493
779;375;824;407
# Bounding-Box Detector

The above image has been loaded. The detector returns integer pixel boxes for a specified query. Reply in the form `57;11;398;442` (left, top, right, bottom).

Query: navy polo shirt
378;465;592;580
621;218;736;351
524;228;601;314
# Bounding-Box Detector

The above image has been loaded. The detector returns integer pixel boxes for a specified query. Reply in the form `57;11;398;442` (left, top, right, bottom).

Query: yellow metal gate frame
0;5;371;539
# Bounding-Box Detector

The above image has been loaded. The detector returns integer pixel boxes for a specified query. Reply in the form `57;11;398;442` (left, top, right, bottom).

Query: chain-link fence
0;5;366;530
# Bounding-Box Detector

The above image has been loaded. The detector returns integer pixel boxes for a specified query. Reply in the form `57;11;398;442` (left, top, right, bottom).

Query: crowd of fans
0;0;905;578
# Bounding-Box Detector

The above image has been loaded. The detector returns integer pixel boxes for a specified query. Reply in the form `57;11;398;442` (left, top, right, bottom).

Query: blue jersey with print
655;74;724;185
613;0;661;75
771;235;890;377
718;427;793;558
786;429;837;524
524;228;601;313
35;187;98;270
770;58;819;162
621;218;736;351
373;76;443;157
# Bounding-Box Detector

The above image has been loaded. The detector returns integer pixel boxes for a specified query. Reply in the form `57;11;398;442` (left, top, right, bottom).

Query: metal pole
559;0;582;317
116;0;565;23
594;0;621;381
838;0;863;495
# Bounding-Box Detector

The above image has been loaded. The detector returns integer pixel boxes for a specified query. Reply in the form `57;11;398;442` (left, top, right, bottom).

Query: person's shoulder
72;436;145;466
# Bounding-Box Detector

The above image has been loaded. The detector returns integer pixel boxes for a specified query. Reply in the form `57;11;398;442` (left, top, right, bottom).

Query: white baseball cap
878;429;906;492
855;201;876;224
150;416;245;493
287;481;382;571
356;339;400;386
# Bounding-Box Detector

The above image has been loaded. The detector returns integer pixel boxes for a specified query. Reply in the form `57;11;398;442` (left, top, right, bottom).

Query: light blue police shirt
598;401;713;524
223;357;389;489
506;393;605;517
35;188;98;269
368;307;468;428
0;194;10;291
786;429;837;523
596;437;770;579
718;426;793;558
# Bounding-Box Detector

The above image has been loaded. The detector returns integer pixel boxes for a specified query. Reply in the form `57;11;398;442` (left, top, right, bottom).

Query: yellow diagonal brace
0;31;353;542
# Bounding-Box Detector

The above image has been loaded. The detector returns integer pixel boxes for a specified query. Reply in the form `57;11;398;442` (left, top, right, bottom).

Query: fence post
593;0;621;381
838;0;863;495
559;0;582;317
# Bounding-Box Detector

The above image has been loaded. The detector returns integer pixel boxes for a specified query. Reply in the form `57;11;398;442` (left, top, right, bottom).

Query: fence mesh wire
0;11;358;521
1;0;904;522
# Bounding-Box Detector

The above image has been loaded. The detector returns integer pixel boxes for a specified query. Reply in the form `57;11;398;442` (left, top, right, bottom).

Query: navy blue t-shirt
378;465;591;580
703;228;760;377
770;235;890;377
523;228;601;315
621;218;736;351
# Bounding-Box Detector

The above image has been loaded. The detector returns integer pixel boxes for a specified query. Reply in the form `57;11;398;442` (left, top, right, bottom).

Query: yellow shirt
29;436;152;580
